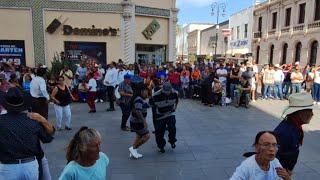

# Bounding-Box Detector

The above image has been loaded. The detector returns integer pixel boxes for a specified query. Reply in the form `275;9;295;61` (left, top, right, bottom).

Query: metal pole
182;28;184;62
214;5;219;61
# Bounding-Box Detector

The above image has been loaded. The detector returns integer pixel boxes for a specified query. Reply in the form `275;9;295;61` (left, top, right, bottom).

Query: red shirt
139;71;148;79
168;72;180;85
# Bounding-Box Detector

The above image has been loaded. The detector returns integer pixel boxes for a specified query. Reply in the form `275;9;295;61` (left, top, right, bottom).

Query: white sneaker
129;147;140;159
313;101;317;105
252;100;256;103
94;99;99;103
135;149;143;158
317;102;320;105
100;99;104;103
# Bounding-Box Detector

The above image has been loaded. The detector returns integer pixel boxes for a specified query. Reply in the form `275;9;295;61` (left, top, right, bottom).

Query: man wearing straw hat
274;92;314;174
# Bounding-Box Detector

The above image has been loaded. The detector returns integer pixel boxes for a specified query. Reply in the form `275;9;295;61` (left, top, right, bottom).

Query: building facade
176;23;213;62
0;0;178;67
228;7;253;57
252;0;320;66
200;20;229;58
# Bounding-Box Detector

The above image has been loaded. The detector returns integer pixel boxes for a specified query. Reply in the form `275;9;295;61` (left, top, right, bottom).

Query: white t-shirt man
230;155;283;180
216;68;228;83
88;78;97;92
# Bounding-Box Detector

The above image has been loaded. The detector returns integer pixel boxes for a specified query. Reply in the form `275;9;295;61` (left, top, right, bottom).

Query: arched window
310;40;318;65
295;42;302;62
269;44;274;64
282;43;288;65
256;46;260;64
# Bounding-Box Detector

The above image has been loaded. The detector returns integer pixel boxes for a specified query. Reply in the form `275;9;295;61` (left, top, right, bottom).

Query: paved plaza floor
44;99;320;180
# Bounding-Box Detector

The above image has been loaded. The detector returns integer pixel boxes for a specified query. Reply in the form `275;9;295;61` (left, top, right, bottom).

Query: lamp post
211;1;226;61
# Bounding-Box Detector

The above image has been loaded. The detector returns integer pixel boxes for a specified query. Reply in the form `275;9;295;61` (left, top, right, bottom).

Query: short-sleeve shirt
129;96;149;123
88;78;97;92
118;82;133;104
216;68;228;83
59;152;109;180
230;155;283;180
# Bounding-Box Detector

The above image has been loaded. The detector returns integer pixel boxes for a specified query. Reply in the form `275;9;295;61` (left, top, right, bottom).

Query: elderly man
0;87;55;179
230;131;291;180
104;62;118;111
274;92;314;173
149;82;179;153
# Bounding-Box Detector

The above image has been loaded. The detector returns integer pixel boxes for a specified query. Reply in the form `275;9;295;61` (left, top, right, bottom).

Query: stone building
252;0;320;66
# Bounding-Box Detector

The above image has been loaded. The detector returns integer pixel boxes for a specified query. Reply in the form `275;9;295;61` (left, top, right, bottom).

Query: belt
0;156;36;164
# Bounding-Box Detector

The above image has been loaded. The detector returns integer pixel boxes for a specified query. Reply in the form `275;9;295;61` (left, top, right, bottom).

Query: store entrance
135;44;166;66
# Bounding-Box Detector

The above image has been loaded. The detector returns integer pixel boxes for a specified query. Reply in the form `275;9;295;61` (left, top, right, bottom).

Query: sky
177;0;257;25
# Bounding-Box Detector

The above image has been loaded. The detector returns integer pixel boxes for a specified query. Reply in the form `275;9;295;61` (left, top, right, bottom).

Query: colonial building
252;0;320;66
199;20;229;58
0;0;178;67
176;23;213;62
228;7;253;57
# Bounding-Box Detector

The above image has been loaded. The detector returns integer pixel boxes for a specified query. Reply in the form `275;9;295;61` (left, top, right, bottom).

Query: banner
0;40;26;65
64;41;107;66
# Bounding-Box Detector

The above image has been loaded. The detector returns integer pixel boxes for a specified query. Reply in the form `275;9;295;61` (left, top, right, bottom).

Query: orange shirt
191;70;201;80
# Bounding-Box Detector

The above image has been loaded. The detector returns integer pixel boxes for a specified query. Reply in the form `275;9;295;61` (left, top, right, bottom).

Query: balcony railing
293;25;304;32
281;27;290;33
308;21;320;29
268;30;276;36
253;32;262;38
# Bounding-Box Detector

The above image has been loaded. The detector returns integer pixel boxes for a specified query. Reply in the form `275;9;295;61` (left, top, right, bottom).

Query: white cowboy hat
282;92;315;118
274;64;281;68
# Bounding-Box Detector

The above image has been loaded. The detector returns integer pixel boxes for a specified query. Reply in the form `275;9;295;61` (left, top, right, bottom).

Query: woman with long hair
59;127;109;179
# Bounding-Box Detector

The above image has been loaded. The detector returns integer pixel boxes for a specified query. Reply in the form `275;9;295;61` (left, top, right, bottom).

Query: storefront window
64;41;107;66
135;44;166;65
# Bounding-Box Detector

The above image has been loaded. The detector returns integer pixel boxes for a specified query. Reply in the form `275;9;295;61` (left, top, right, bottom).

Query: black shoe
89;110;96;113
171;143;176;149
121;126;130;131
65;127;72;131
106;108;115;112
158;148;165;153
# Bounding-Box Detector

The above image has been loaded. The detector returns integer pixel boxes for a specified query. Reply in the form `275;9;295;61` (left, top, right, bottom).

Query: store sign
142;19;160;40
64;41;107;66
0;40;26;65
63;25;119;36
230;40;248;48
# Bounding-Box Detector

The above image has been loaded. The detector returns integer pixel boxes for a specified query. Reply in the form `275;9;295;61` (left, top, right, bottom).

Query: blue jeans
230;83;237;100
291;83;302;94
313;83;320;102
263;84;274;99
283;81;291;98
274;83;283;99
0;159;39;180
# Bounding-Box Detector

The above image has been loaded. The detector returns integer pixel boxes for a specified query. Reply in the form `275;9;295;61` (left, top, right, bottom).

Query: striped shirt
149;89;179;120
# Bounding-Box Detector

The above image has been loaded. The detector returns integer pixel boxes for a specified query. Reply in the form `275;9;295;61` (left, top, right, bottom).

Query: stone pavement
44;99;320;180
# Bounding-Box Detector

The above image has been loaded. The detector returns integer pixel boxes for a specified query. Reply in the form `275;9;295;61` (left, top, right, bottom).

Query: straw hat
282;92;314;118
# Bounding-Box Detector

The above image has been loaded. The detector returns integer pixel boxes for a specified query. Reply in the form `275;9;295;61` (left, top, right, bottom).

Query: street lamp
211;1;226;61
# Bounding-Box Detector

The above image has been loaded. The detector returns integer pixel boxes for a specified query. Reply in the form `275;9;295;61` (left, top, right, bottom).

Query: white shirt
117;70;126;85
88;78;97;92
230;155;283;180
314;70;320;84
274;70;285;83
216;68;228;83
103;68;118;87
30;76;50;100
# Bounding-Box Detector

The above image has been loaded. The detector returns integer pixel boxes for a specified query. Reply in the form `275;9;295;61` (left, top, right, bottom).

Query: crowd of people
0;58;318;179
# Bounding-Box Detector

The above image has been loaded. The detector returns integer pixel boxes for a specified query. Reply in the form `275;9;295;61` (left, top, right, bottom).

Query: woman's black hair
253;131;278;146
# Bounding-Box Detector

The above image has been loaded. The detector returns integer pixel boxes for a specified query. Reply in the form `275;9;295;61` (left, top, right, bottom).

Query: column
121;0;135;64
168;7;179;62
